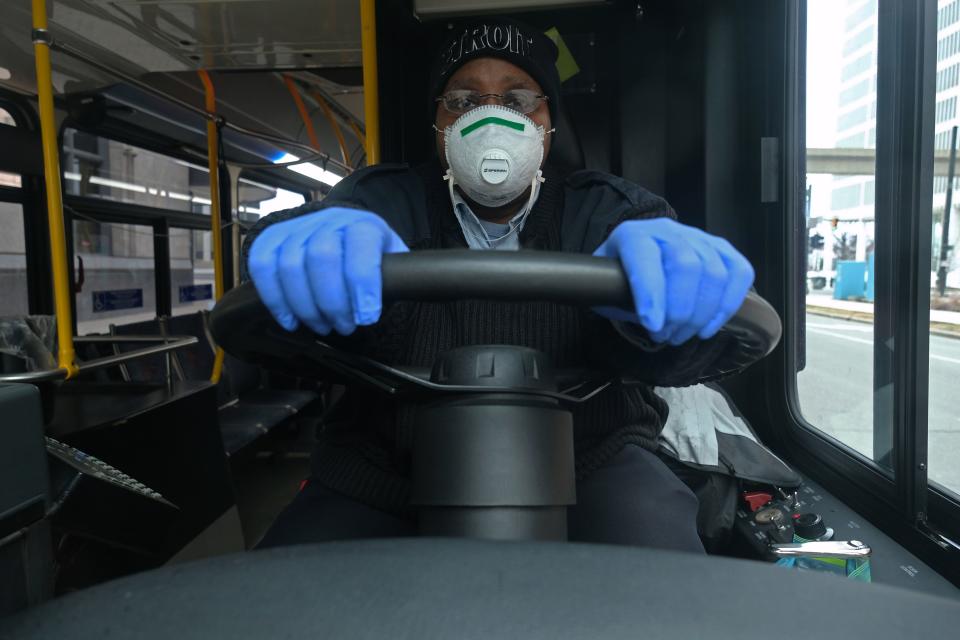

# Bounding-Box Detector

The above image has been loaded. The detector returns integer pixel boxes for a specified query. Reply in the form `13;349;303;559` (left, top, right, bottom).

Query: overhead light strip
273;153;342;186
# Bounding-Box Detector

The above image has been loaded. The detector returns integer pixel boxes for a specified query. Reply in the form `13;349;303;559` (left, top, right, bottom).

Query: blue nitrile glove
247;207;409;335
592;218;755;345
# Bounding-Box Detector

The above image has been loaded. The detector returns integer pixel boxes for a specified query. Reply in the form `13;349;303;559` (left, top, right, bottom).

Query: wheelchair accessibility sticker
92;288;143;312
178;284;213;303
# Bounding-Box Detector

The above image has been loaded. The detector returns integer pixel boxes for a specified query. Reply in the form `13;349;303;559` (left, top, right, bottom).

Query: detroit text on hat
440;24;536;75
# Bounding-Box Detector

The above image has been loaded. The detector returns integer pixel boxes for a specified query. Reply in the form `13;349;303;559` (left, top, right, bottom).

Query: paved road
797;313;960;495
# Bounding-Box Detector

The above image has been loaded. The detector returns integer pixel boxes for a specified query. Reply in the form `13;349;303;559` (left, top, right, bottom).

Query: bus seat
110;318;169;383
549;105;585;171
162;311;318;455
0;316;57;373
216;356;311;456
163;312;230;403
166;311;316;412
216;401;291;455
194;311;317;412
221;353;317;418
164;313;215;379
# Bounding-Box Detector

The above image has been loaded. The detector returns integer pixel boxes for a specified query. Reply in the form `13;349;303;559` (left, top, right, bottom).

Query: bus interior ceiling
2;0;959;613
2;0;366;193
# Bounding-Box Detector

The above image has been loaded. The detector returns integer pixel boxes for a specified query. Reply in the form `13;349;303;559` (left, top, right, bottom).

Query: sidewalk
806;295;960;336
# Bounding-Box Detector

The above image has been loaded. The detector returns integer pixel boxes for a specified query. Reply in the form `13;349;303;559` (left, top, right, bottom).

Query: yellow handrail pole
282;74;321;151
197;69;226;383
360;0;380;165
348;120;367;153
32;0;78;378
310;90;351;166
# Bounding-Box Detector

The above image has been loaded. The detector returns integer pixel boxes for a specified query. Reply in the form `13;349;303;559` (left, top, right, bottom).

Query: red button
743;491;773;512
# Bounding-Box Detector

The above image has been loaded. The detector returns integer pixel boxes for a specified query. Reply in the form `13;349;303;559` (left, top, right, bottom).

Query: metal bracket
31;28;51;45
769;540;872;559
918;520;960;553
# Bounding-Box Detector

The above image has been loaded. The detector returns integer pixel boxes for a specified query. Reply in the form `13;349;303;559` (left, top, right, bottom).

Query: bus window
0;107;22;188
0;202;27;316
170;227;214;315
0;105;27;317
799;1;882;466
73;219;156;334
238;177;306;217
62;128;212;215
929;12;960;500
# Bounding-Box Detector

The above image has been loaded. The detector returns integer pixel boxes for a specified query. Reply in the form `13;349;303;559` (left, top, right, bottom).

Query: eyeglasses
435;89;548;115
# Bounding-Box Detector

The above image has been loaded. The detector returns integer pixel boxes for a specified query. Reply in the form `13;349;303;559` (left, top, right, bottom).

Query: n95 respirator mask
442;105;546;208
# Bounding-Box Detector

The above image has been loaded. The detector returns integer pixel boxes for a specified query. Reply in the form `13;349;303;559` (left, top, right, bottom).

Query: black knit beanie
428;18;561;123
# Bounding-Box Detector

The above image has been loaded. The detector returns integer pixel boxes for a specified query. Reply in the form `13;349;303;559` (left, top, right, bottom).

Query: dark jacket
241;160;740;514
242;161;678;269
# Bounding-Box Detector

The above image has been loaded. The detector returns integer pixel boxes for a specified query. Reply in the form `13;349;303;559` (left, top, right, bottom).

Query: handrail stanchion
198;69;226;384
360;0;380;165
283;75;322;151
349;120;366;152
32;0;78;378
311;90;351;166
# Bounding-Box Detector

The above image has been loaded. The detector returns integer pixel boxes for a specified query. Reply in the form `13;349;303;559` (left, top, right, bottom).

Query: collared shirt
449;186;540;251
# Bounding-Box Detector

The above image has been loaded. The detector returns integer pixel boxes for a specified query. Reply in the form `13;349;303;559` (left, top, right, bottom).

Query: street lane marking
807;327;873;346
807;327;960;364
807;322;873;332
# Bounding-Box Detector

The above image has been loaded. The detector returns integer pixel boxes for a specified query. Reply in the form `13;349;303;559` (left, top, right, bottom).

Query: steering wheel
211;250;784;540
208;250;782;388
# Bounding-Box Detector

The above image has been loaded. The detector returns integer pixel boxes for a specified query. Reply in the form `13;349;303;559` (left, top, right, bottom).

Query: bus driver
244;17;754;552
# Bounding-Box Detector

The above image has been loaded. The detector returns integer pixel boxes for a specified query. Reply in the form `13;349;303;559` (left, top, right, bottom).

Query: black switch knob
793;513;831;541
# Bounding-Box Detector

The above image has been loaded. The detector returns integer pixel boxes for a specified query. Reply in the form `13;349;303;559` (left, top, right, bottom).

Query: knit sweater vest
310;162;669;515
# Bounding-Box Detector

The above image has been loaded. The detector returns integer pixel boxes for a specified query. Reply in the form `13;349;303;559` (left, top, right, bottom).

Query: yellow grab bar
360;0;380;165
311;90;351;166
349;120;367;153
32;0;78;378
283;74;321;151
197;69;226;383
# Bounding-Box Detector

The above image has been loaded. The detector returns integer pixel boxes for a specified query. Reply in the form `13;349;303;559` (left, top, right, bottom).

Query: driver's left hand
592;218;755;345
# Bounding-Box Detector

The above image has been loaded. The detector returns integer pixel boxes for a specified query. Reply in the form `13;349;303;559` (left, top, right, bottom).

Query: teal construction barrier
834;260;868;300
865;253;875;302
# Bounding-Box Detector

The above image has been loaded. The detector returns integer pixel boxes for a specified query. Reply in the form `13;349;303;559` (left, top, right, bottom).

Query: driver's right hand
247;207;409;335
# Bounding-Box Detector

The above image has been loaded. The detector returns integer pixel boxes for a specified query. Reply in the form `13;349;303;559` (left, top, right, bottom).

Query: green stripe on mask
460;117;526;137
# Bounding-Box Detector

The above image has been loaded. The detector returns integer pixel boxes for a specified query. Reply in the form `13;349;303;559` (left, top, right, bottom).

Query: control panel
734;489;798;553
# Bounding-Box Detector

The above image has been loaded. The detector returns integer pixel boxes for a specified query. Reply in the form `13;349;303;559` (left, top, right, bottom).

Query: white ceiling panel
0;0;361;95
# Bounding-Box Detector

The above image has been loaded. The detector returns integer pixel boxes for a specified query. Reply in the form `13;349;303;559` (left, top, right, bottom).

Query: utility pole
938;125;957;297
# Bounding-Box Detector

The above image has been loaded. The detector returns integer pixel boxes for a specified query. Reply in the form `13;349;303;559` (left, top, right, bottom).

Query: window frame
0;90;50;316
778;0;897;509
58;118;229;329
237;170;311;219
64;197;199;329
0;106;28;313
753;0;960;584
168;225;217;318
58;115;246;304
238;168;313;209
59;127;315;331
56;118;316;321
